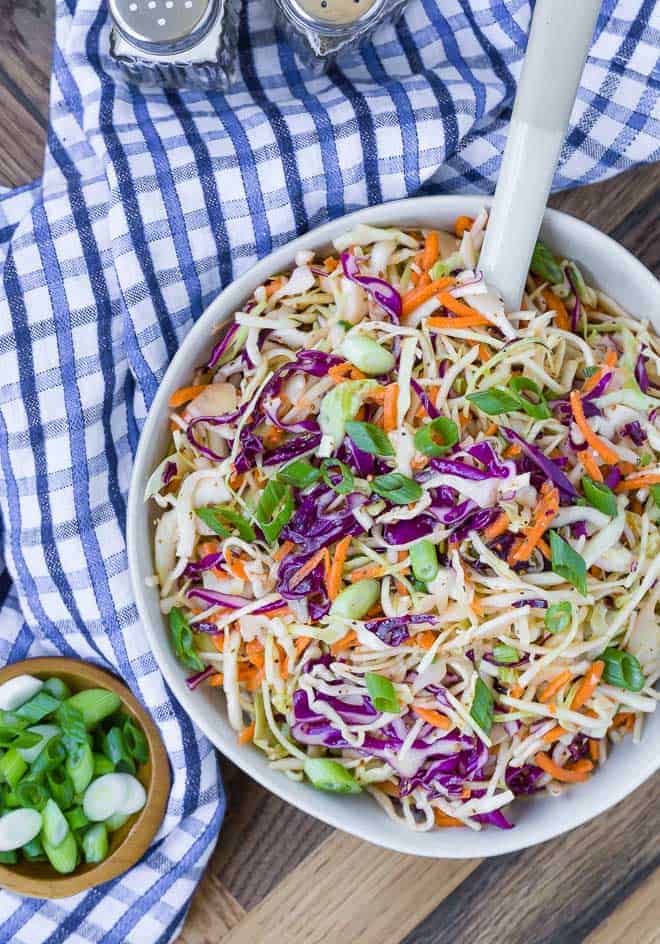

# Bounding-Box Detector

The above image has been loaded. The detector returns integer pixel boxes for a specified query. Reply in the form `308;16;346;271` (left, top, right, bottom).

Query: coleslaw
146;212;660;831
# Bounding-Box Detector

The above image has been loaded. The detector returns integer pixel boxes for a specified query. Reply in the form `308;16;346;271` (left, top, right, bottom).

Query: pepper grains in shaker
271;0;410;71
109;0;240;89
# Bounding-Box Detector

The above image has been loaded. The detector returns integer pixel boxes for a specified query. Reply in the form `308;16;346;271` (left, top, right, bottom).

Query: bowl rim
127;195;660;858
0;657;171;898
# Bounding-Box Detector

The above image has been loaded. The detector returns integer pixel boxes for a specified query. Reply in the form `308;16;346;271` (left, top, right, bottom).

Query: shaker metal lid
284;0;379;27
109;0;215;48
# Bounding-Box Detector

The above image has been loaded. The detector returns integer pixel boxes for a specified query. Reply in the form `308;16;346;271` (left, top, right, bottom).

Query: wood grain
178;871;246;944
585;870;660;944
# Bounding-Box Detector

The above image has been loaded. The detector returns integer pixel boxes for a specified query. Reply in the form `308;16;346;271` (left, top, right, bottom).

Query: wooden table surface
1;4;659;942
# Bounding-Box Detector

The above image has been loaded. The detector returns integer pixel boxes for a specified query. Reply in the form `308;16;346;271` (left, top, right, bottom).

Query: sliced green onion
0;675;43;713
409;540;439;583
15;780;49;811
22;836;46;860
582;477;617;517
43;830;77;874
583;366;600;379
492;644;519;664
303;758;361;794
169;608;205;673
0;809;42;852
330;580;380;620
64;689;121;730
65;806;90;832
123;721;149;765
11;731;43;750
82;823;109;864
0;748;27;789
93;753;115;778
105;812;130;832
42;798;69;847
0;850;16;864
601;648;644;692
29;738;66;780
83;773;128;822
320;458;355;495
344;420;394;456
66;741;95;794
414;417;459;457
0;727;22;747
549;531;587;596
255;480;295;544
113;774;147;816
370;473;422;505
507;377;551;419
277;460;321;490
15;691;60;724
467;387;522;415
545;601;572;634
56;701;87;746
46;768;74;811
650;483;660;506
470;678;494;734
196;505;255;541
530;240;563;284
103;728;136;776
340;335;395;376
365;673;400;714
43;678;71;701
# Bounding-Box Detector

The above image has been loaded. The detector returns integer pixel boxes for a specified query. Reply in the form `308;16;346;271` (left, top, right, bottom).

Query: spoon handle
478;0;601;311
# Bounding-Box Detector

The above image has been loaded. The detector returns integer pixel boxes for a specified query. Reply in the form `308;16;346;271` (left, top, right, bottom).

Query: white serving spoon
479;0;602;311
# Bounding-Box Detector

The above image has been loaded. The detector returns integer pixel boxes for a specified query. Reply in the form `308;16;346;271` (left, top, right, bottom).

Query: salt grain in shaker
271;0;410;71
109;0;240;89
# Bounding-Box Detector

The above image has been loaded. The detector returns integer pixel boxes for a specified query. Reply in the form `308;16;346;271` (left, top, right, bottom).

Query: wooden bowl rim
0;657;171;899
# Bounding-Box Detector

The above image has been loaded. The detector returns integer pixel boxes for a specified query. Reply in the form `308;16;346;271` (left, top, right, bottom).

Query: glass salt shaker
271;0;410;71
108;0;240;89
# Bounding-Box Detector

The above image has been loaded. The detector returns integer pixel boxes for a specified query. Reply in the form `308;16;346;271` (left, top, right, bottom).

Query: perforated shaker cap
108;0;217;51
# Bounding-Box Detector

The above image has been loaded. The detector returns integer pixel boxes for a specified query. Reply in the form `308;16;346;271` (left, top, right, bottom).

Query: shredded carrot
426;313;491;330
612;711;635;729
454;215;474;237
168;385;207;408
274;540;295;562
383;383;399;432
350;563;385;582
421;231;440;271
378;781;400;797
589;739;600;761
365;386;386;404
209;673;224;687
535;752;591;783
438;292;487;319
539;669;572;704
406;630;437;650
414;707;452;729
411;455;429;471
246;639;264;668
198;541;221;558
509;484;559;563
434;810;464;828
541;289;569;331
537;537;551;560
483;512;509;542
331;629;357;655
328;361;353;382
326;535;351;600
244;667;265;692
479;343;492;363
579;449;604;482
278;645;289;680
212;634;225;653
615;471;660;492
570;390;622;465
470;596;483;616
265;278;284;297
417;272;431;289
294;636;312;656
229;470;243;490
238;723;255;745
262;426;285;448
510;685;523;699
349;367;367;380
265;605;291;618
410;270;419;287
324;256;338;272
289;548;329;589
571;661;605;711
542;725;567;744
415;384;439;418
225;547;248;582
401;277;456;316
570;759;595;775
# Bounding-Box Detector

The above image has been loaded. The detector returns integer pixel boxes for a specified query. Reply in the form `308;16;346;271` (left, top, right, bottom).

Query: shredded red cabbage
363;614;441;647
383;514;437;545
501;427;578;499
183;552;224;578
410;379;440;419
565;266;581;333
635;352;650;393
340;251;402;323
185;666;216;690
262;433;322;466
505;764;545;795
207;322;240;370
187;587;285;614
162;460;178;485
430;457;492;481
622;421;646;446
511;598;547;608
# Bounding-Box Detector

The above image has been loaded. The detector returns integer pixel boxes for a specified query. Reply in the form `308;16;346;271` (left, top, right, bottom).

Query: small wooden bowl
0;657;171;898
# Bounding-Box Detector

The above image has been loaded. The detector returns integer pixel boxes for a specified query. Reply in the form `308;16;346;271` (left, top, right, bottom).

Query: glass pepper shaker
271;0;410;71
108;0;240;89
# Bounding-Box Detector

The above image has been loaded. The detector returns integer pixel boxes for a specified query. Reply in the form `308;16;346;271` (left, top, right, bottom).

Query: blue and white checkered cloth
0;0;657;939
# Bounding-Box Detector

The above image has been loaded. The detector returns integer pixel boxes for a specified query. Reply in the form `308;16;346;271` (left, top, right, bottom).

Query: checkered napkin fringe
0;0;657;940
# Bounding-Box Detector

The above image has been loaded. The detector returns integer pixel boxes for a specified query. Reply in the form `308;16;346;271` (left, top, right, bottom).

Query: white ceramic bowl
128;196;660;857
